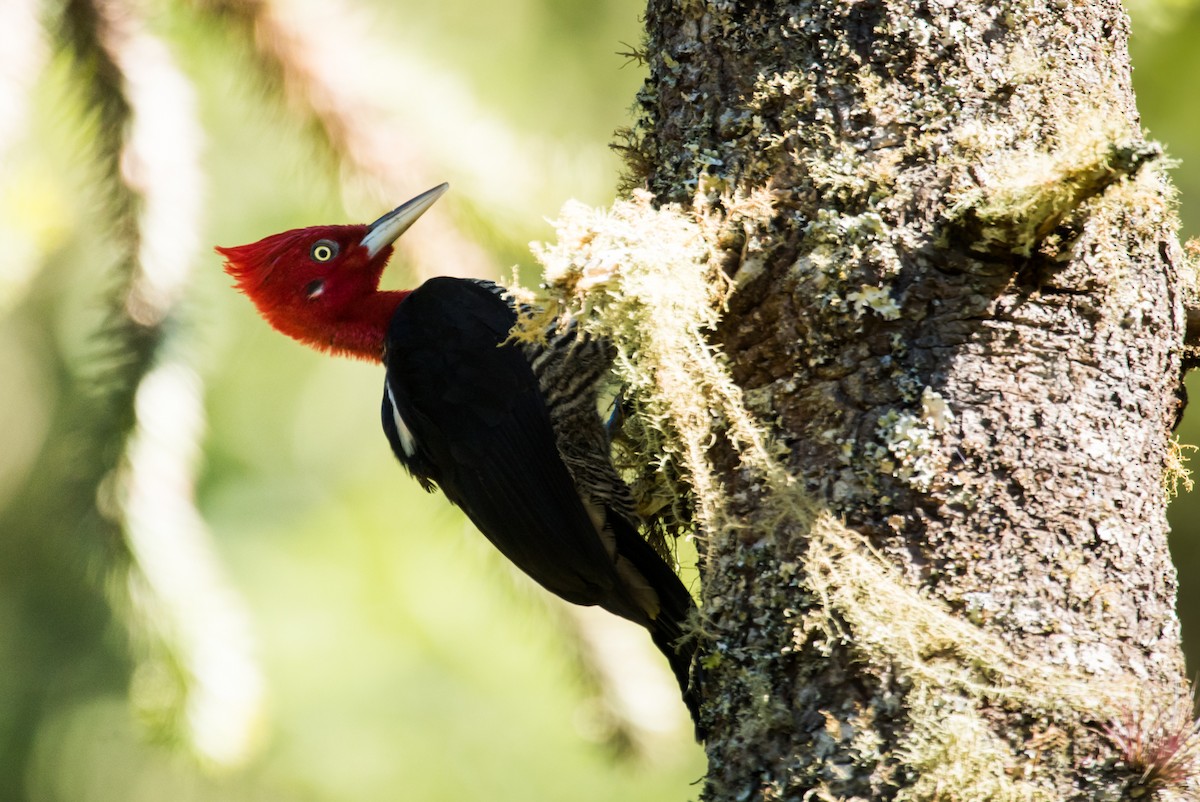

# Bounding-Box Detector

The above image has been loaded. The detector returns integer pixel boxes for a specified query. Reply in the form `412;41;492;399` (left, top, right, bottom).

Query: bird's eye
310;240;339;262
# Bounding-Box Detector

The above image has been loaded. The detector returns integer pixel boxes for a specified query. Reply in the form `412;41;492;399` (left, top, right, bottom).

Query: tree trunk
621;0;1190;798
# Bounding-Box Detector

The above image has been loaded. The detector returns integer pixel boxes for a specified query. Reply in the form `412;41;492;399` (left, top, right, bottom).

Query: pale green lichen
792;208;907;337
866;387;956;493
846;284;901;320
897;690;1055;802
947;125;1161;257
876;410;940;492
1164;437;1196;499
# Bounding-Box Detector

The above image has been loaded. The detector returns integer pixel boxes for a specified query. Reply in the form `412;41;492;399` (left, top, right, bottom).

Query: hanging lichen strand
524;192;790;534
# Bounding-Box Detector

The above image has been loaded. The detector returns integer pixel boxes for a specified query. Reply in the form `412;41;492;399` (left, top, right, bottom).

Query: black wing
381;277;642;616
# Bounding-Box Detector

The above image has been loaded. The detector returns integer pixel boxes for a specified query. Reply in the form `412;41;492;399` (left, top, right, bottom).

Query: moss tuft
948;133;1161;257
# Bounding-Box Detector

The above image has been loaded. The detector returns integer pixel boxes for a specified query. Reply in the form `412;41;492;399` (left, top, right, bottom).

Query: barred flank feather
483;284;649;548
527;333;646;543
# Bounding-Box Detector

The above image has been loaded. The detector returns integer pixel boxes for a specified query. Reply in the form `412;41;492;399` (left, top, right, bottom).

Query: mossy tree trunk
629;1;1191;798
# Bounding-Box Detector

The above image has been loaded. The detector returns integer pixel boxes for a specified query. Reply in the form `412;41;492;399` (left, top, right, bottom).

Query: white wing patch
385;382;417;457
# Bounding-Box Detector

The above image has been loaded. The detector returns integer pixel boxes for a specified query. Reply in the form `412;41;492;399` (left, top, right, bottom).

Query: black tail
612;522;705;740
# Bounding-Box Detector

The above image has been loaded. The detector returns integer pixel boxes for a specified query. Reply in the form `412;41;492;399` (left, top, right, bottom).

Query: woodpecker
218;184;701;732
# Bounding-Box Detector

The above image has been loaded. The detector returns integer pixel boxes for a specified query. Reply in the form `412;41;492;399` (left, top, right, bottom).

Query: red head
217;183;448;362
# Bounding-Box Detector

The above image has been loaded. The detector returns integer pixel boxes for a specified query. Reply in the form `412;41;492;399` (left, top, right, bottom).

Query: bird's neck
309;290;410;363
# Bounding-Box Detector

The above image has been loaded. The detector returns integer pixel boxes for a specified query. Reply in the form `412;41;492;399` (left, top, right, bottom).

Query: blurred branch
563;605;695;757
0;0;47;313
0;0;43;154
40;0;262;770
193;0;497;279
56;0;158;449
122;362;264;766
0;3;159;796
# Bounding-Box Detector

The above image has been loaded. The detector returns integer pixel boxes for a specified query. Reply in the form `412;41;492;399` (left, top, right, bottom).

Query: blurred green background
0;1;1196;800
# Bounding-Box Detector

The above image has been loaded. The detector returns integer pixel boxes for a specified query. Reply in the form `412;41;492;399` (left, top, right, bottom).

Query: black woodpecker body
382;277;701;730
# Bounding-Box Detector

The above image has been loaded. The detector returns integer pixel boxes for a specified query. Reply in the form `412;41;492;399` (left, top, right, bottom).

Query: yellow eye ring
311;239;339;262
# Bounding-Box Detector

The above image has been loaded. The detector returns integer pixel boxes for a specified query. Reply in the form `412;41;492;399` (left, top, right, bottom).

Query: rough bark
625;0;1191;799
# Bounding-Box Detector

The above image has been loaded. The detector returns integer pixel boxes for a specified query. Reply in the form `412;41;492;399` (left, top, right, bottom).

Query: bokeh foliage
1130;0;1200;684
0;0;1196;800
